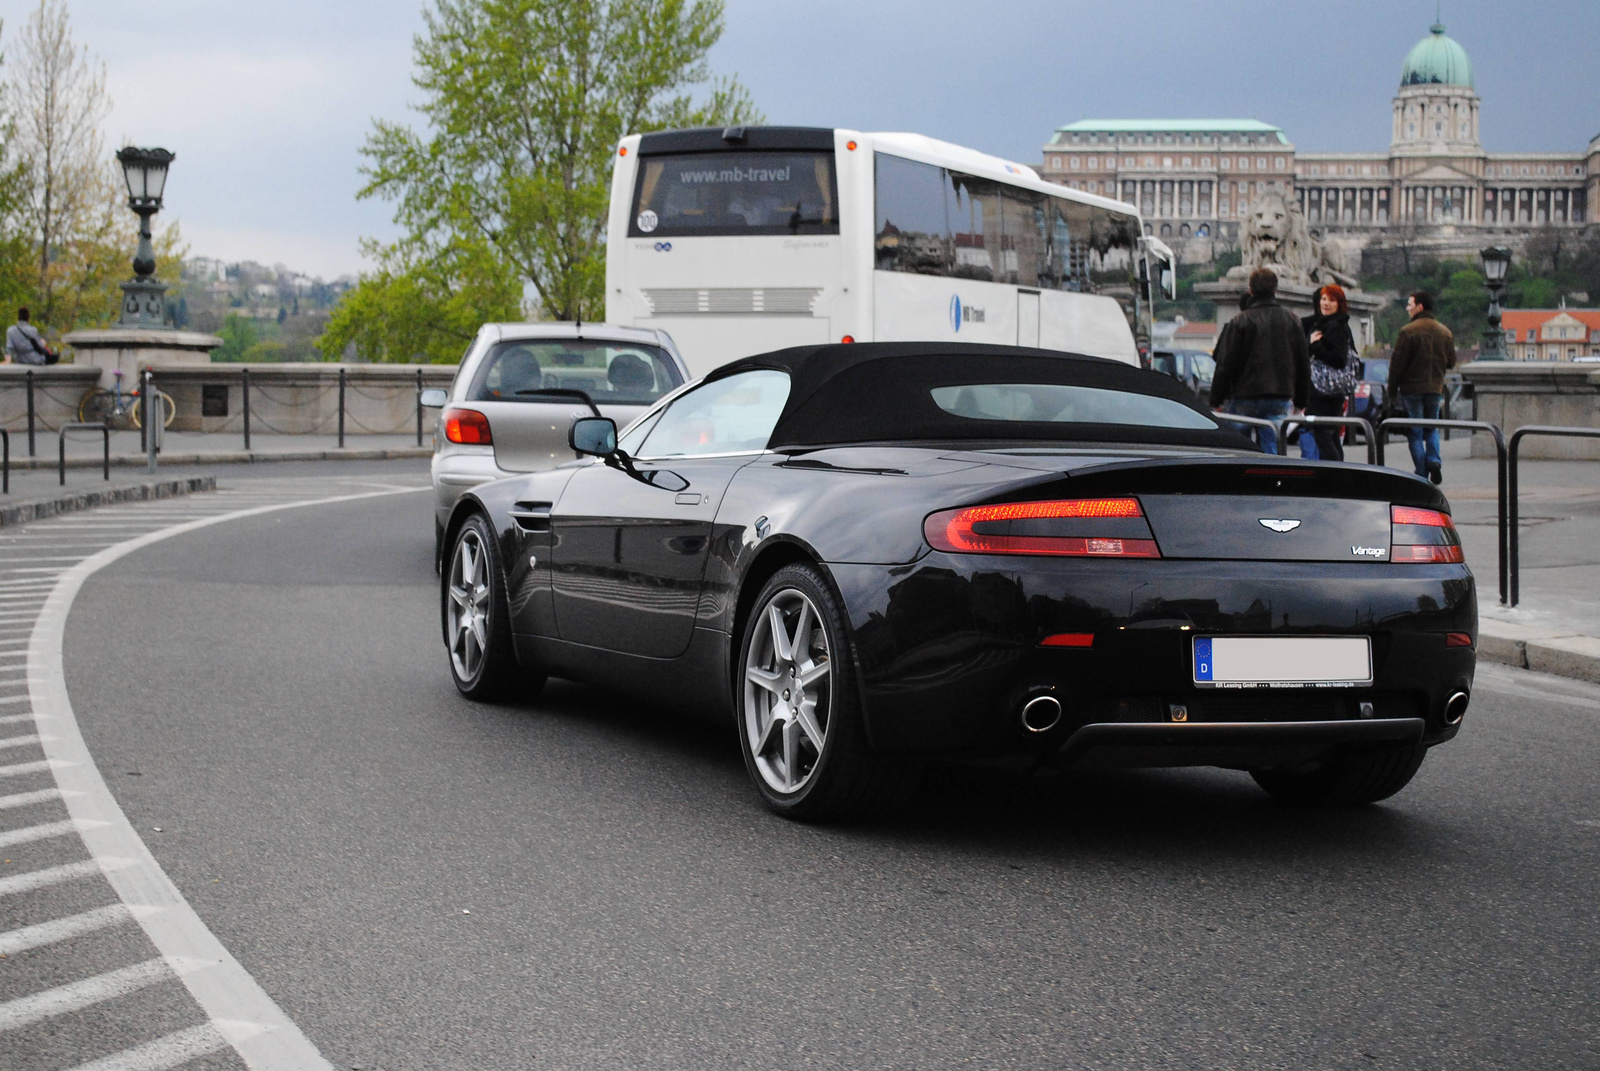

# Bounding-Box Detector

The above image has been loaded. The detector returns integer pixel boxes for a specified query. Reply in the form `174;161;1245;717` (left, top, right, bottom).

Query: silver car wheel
447;528;492;682
743;588;832;794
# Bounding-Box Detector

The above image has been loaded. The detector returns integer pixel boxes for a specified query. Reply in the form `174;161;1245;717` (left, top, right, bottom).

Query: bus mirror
1161;265;1176;300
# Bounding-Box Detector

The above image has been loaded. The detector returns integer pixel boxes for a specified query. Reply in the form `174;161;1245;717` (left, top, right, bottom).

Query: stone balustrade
1459;361;1600;459
2;364;456;435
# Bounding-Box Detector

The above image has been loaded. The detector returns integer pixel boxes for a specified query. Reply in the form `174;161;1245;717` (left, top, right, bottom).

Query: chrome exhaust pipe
1443;691;1469;726
1021;695;1063;734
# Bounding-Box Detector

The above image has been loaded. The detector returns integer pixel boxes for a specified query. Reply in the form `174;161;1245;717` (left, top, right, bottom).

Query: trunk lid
1140;495;1393;562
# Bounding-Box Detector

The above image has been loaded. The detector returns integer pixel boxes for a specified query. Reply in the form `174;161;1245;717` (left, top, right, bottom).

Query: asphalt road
58;484;1600;1070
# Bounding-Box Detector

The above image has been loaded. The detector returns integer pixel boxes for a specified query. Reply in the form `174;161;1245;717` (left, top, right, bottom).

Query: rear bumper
828;554;1475;761
1056;717;1425;771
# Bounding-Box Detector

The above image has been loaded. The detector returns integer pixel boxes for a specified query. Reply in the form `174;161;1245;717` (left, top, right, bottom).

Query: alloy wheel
743;588;832;794
447;529;492;682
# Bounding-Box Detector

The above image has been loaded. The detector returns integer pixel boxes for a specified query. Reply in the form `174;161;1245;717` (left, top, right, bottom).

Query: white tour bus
604;125;1176;378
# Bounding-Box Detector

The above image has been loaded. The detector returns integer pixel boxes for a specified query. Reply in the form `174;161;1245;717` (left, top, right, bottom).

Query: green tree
323;0;759;363
213;312;258;362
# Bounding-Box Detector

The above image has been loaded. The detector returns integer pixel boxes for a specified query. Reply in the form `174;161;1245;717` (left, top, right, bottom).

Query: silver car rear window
468;340;683;406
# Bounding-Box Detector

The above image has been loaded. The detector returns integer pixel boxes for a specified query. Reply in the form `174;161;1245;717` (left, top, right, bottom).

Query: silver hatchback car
425;322;690;557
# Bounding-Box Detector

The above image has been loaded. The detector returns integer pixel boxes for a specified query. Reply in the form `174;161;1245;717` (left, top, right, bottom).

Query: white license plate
1192;636;1372;688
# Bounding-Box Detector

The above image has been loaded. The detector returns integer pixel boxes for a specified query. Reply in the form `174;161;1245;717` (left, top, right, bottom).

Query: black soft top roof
706;342;1252;452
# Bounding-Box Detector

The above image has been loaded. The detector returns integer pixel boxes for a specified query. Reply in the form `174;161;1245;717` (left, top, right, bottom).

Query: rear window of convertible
930;383;1217;430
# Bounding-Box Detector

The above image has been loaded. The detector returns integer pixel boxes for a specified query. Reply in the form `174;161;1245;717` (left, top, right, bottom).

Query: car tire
736;563;919;821
1249;744;1427;806
443;512;544;703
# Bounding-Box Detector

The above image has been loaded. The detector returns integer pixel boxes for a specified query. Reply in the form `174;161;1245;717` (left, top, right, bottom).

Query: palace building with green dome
1040;20;1599;268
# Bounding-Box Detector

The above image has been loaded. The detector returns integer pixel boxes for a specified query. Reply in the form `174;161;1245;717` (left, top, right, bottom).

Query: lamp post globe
113;146;176;326
1478;246;1512;361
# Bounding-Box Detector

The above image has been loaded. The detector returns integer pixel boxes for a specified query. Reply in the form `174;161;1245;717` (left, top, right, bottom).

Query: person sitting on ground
1389;290;1456;485
1208;268;1309;455
4;307;56;366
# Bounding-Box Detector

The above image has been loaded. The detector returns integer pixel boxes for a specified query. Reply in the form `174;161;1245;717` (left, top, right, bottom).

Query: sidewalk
1341;433;1600;683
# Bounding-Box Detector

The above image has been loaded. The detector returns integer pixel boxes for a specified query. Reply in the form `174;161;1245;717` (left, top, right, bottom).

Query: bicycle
78;369;175;430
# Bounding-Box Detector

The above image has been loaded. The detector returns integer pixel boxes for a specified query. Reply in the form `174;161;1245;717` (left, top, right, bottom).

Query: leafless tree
10;0;111;323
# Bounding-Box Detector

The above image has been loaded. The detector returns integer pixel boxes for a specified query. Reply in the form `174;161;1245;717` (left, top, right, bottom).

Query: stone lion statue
1226;188;1358;288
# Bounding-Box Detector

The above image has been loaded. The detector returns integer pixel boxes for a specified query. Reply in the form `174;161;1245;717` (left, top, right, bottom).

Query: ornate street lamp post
114;146;176;328
1478;246;1512;361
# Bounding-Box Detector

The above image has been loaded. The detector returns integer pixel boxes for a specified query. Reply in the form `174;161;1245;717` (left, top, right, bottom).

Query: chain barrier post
242;366;252;450
26;369;36;456
416;368;424;447
338;366;346;448
145;367;158;474
1;428;9;494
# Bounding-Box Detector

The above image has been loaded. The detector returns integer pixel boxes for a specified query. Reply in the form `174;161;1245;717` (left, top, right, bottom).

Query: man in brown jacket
1389;291;1456;484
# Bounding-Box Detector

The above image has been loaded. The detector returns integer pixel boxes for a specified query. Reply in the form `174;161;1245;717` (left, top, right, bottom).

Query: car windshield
1363;359;1389;384
929;383;1219;430
1189;353;1216;378
468;339;682;406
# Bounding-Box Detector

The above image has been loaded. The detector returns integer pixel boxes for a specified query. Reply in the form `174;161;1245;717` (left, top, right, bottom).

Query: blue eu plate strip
1193;637;1213;682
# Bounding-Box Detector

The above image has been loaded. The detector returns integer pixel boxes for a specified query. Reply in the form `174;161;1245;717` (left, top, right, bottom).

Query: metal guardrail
1276;415;1378;465
1;428;8;494
1216;412;1280;451
1508;426;1600;607
1376;418;1509;605
58;423;110;486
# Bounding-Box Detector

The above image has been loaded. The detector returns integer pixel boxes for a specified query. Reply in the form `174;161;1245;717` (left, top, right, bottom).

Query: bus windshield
630;151;839;238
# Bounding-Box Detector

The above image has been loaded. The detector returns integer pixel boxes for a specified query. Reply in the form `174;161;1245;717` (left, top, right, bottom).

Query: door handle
674;492;702;505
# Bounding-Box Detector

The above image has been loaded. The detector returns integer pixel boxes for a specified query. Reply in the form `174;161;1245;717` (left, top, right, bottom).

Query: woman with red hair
1300;284;1357;461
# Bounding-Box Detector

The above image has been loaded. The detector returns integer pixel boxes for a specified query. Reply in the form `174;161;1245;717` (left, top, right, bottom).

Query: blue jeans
1400;393;1442;476
1223;397;1293;454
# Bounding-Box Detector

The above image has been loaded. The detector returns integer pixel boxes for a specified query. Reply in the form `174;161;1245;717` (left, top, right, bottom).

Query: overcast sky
60;0;1600;279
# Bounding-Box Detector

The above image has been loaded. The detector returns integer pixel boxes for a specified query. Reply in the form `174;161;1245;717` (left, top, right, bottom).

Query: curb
0;476;218;528
7;447;434;471
1477;619;1600;685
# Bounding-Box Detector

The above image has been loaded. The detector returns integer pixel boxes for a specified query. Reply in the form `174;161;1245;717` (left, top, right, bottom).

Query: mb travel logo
949;295;986;333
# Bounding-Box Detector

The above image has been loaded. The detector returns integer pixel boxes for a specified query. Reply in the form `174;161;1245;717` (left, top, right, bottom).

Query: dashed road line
0;902;153;955
0;787;63;810
7;476;426;1069
0;957;181;1031
0;857;132;898
0;817;106;848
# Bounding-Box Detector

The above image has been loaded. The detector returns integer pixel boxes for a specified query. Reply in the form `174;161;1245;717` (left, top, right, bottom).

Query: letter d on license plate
1193;636;1372;688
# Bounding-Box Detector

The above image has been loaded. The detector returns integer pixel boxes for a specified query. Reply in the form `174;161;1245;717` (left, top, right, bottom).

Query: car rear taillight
924;498;1160;557
1391;504;1463;563
1355;383;1372;399
444;408;492;445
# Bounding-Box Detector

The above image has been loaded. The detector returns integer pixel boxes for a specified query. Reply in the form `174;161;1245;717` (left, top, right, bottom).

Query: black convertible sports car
440;342;1474;820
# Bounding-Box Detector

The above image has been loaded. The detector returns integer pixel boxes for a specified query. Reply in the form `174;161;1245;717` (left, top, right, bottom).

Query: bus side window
874;154;951;276
948;174;999;283
1000;187;1047;288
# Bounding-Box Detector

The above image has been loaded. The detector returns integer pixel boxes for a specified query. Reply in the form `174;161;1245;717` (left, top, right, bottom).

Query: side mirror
419;388;448;408
569;416;618;457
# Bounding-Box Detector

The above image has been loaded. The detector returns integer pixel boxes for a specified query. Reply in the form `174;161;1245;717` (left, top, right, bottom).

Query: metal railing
1;428;8;494
1507;426;1600;607
1276;415;1378;465
1216;413;1281;452
58;423;110;485
1376;417;1509;605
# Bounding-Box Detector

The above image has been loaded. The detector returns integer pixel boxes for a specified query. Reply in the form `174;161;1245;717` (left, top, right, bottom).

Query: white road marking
0;758;54;777
0;856;132;897
0;817;106;848
0;786;62;809
0;695;28;706
21;482;424;1069
62;1021;257;1071
0;902;155;955
0;957;194;1031
0;733;44;749
0;711;39;724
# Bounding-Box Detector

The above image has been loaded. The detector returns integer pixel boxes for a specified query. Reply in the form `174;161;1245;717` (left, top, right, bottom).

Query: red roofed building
1497;309;1600;361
